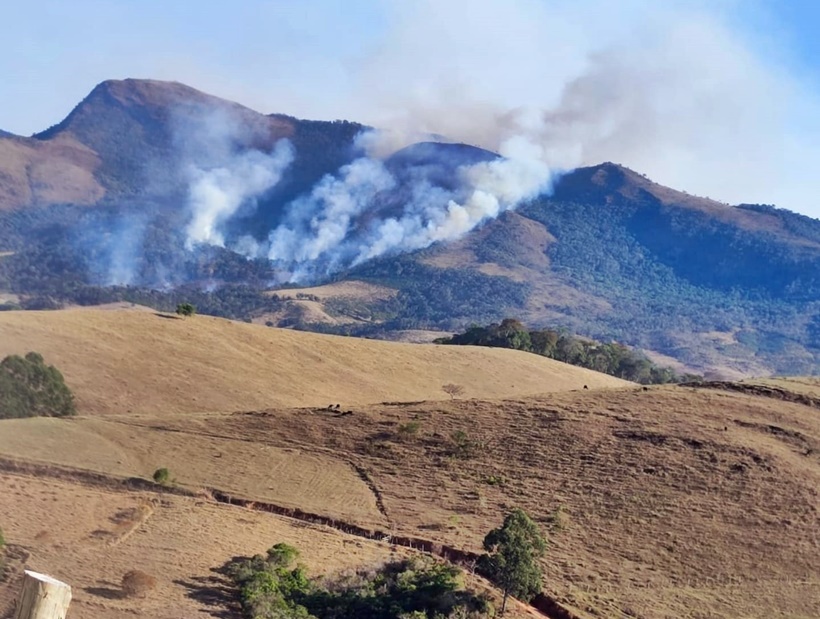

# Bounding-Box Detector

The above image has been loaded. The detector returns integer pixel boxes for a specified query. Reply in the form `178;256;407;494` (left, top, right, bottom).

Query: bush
0;352;76;419
228;543;494;618
175;302;196;317
152;468;170;485
121;570;157;598
450;430;481;459
397;421;422;439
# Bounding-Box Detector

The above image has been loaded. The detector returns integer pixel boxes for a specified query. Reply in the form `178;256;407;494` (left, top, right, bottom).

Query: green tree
0;352;76;419
152;468;170;485
175;302;196;318
479;509;546;615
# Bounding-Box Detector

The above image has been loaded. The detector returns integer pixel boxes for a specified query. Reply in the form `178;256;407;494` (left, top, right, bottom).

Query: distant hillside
0;308;627;415
1;79;820;376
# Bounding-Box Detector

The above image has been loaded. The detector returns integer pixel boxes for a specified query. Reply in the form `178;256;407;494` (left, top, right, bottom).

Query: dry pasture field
63;386;814;619
0;474;403;619
1;308;818;618
0;308;628;415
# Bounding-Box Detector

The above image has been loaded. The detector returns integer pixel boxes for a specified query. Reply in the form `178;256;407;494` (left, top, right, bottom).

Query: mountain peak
556;160;729;212
34;78;272;142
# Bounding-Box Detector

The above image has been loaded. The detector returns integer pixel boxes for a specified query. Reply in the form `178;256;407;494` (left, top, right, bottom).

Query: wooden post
13;571;72;619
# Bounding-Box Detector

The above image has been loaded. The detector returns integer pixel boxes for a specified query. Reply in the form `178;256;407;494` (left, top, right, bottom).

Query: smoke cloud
347;0;820;214
185;139;294;249
79;212;148;287
220;134;553;282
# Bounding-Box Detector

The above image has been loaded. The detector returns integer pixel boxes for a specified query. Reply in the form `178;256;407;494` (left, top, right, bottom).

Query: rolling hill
0;307;627;416
0;308;816;617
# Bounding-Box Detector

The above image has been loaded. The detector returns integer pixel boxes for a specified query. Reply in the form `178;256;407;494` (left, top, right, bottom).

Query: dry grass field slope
2;307;817;619
0;384;817;618
0;307;628;415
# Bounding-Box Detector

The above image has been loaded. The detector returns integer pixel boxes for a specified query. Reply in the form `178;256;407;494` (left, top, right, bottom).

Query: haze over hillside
1;79;820;377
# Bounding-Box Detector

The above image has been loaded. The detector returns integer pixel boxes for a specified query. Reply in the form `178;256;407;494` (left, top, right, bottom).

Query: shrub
397;421;422;439
121;570;157;598
442;383;465;399
0;352;76;419
175;302;196;318
450;430;481;459
152;468;170;485
546;505;570;532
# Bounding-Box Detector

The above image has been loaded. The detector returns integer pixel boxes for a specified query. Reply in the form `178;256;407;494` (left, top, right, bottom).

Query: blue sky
2;0;820;216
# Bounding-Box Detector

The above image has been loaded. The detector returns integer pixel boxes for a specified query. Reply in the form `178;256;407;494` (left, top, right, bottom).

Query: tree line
228;508;545;618
436;319;701;384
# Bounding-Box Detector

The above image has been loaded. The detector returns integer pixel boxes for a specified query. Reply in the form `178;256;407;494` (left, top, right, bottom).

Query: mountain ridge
1;78;819;377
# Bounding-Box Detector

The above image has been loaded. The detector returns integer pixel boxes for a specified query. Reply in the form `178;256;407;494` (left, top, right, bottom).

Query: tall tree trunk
501;588;509;615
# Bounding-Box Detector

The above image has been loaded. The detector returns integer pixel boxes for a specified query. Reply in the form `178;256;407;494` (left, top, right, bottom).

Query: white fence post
13;571;72;619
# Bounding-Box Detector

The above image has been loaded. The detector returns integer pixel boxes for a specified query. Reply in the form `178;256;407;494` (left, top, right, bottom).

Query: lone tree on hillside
479;508;547;615
442;383;465;399
0;352;76;418
175;302;196;318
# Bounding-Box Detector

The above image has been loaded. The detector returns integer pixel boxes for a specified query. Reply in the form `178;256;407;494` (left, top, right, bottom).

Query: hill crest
0;307;629;415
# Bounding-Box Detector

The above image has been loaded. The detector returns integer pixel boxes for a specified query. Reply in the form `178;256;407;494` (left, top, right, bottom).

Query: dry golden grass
0;416;386;527
3;385;815;617
0;474;415;619
270;280;398;302
2;307;817;618
0;308;628;415
117;386;814;619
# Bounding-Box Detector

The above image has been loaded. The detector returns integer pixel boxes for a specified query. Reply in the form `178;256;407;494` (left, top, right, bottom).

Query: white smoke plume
354;136;551;264
237;134;554;282
185;139;294;249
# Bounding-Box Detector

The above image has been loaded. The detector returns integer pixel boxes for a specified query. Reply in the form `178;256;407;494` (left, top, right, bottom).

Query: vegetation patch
152;467;171;485
0;352;76;419
228;543;494;619
121;569;157;598
437;319;702;384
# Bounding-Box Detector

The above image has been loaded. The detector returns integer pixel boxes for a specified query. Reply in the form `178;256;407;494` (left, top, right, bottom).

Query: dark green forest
436;319;701;384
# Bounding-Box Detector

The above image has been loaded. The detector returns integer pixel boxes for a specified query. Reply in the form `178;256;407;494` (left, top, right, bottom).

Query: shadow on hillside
174;560;239;618
84;584;124;600
154;312;182;320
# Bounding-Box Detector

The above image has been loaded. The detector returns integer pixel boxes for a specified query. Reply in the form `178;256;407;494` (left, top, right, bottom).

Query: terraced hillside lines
0;308;630;415
204;388;819;619
0;416;386;527
0;474;408;619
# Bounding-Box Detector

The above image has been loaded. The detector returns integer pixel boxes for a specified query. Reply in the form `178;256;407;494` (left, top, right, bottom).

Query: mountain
1;79;820;377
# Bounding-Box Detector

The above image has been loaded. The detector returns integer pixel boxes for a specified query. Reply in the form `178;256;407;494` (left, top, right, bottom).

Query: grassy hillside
0;308;627;415
0;383;816;618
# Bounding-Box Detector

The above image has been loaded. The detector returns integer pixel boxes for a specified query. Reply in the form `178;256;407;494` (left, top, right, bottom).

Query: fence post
13;571;72;619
